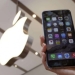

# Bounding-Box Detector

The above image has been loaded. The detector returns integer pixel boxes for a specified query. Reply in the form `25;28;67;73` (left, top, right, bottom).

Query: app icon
48;34;53;38
59;22;64;26
69;39;74;44
47;23;51;27
53;23;57;26
61;33;66;38
52;17;57;21
64;53;70;59
58;17;63;20
54;28;58;32
49;40;54;45
46;17;50;21
55;34;59;39
68;33;72;38
47;28;52;32
50;54;56;59
72;53;75;58
56;40;60;45
66;27;71;31
57;54;63;59
65;22;70;26
64;16;69;20
62;39;67;44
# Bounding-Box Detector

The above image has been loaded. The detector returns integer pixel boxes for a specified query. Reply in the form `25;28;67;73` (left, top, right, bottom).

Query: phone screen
42;10;75;67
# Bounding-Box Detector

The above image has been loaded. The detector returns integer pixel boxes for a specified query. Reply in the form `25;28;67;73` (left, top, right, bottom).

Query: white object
12;10;21;25
0;17;28;65
54;28;58;32
49;40;53;45
35;52;38;55
32;14;36;18
52;17;57;21
69;39;74;44
53;23;57;26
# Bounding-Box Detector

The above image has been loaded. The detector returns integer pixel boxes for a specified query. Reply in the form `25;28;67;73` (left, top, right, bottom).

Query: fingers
40;36;52;71
41;43;47;52
40;43;46;58
40;36;45;46
41;44;51;70
41;52;51;70
40;36;75;75
40;36;46;53
40;37;49;70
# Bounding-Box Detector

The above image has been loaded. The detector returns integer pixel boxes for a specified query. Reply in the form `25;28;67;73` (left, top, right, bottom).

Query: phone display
42;10;75;68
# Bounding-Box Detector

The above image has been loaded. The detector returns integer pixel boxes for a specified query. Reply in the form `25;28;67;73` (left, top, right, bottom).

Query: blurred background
0;0;75;75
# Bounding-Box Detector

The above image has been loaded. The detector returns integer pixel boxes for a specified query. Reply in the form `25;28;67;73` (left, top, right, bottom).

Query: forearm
57;70;75;75
56;68;75;75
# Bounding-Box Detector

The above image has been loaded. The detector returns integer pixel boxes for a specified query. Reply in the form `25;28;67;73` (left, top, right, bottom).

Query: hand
40;36;75;75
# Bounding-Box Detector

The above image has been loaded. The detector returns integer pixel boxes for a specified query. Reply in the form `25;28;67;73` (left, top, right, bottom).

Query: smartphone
42;10;75;68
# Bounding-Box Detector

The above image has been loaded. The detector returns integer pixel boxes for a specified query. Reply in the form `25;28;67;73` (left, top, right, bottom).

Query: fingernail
42;53;44;55
43;43;45;47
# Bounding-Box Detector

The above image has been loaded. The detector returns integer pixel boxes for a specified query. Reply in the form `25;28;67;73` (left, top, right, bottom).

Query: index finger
40;36;45;47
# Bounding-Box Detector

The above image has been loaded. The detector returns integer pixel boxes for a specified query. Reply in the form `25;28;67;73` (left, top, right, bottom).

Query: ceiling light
35;52;39;55
32;14;36;18
14;65;17;68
